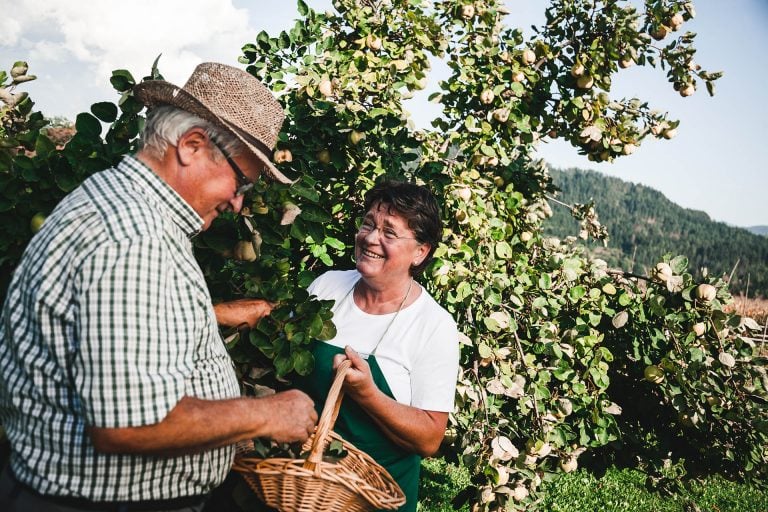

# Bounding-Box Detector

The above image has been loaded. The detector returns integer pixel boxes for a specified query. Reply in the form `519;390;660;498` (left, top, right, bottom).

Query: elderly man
0;63;317;511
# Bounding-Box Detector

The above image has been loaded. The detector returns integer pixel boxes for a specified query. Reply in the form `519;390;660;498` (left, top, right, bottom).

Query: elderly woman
299;181;460;512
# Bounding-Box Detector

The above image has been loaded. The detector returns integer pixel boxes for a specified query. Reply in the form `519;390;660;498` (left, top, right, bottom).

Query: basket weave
233;360;406;512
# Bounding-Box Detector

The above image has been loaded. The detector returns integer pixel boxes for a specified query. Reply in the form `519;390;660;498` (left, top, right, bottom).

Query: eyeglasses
357;218;418;241
211;139;254;196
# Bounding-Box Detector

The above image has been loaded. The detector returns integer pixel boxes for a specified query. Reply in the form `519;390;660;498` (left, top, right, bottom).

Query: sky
2;0;766;228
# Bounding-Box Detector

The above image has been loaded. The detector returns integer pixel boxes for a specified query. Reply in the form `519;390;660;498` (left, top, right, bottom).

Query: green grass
417;459;768;512
419;458;471;512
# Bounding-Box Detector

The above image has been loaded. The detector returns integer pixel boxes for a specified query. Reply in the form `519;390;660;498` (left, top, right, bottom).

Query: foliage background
1;1;767;510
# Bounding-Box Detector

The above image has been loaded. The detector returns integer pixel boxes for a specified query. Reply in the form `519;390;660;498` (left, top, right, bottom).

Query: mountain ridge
545;167;768;297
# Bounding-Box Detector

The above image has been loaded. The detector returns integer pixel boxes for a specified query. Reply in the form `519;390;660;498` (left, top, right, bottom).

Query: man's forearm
88;391;316;456
213;299;274;328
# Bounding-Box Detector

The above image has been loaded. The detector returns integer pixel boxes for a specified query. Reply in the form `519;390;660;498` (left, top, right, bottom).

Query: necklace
347;277;413;356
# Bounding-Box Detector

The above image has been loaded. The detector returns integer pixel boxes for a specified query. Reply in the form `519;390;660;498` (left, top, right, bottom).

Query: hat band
219;118;276;161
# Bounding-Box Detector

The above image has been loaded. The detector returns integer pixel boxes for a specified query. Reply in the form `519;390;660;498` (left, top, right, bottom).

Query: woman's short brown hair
363;181;442;276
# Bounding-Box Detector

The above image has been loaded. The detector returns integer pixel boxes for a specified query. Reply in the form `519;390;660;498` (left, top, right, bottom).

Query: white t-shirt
308;270;460;412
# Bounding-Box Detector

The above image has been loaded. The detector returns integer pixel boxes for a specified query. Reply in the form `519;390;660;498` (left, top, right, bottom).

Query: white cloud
7;0;254;87
0;17;22;47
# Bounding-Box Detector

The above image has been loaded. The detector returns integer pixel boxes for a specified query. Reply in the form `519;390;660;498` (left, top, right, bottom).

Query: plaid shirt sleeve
75;235;195;428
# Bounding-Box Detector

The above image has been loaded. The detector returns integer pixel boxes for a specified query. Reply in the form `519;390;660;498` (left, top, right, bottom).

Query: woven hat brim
134;80;294;185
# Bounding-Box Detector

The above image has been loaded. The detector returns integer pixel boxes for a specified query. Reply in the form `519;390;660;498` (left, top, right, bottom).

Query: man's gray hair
141;105;243;161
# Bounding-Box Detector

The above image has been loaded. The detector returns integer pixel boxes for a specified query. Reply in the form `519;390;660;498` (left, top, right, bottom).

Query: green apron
295;341;421;512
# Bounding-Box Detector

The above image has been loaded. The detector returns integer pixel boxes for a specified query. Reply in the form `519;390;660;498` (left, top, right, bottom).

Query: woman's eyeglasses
357;219;417;241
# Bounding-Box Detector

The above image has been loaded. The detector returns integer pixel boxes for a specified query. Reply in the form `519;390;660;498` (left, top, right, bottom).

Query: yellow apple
366;34;382;52
521;49;536;65
650;25;669;41
695;283;716;302
316;149;331;164
669;13;684;30
30;212;46;233
273;149;293;164
234;240;257;262
576;75;594;89
679;84;695;97
318;79;334;97
619;57;634;69
559;457;578;473
512;485;529;502
348;130;365;145
644;365;664;384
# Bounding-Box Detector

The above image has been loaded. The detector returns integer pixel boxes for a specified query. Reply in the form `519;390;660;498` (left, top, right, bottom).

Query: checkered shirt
0;155;241;501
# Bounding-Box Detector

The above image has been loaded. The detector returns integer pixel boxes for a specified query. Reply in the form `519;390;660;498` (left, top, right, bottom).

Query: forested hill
545;167;768;298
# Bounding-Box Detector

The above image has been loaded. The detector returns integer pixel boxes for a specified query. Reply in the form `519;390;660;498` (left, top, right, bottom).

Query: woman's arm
334;347;448;457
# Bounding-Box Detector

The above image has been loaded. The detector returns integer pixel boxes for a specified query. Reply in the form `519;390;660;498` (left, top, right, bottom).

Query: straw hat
133;62;292;184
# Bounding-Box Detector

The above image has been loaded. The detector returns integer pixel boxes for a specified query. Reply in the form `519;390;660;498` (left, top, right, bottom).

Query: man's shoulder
79;164;165;240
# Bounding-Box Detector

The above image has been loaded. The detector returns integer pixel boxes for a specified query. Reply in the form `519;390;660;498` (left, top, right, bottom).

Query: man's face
175;131;264;231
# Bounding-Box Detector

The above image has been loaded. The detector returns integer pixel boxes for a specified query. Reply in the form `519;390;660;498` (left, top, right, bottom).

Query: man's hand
213;298;275;328
260;389;318;443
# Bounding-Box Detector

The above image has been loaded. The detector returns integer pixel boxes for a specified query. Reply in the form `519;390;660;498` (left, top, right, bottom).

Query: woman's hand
332;346;448;457
333;346;378;401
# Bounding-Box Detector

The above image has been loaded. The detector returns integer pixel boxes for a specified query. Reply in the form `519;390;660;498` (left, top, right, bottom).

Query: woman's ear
413;243;431;266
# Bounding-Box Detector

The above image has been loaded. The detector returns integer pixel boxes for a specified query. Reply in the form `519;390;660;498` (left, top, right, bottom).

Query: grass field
418;459;768;512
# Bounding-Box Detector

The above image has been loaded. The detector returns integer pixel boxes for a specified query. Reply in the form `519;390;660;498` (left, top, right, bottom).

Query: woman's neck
354;275;417;315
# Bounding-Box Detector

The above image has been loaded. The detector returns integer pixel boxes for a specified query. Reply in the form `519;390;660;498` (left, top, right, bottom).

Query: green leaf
483;316;500;333
478;342;493;358
569;286;586;302
323;237;345;251
495;241;513;259
307;313;324;338
91;102;118;123
75;113;102;138
34;133;56;159
293;349;314;375
297;0;309;16
317;320;337;341
110;69;136;92
670;255;688;274
274;355;293;377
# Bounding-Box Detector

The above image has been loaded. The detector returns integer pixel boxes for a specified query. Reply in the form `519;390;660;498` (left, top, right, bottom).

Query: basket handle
303;359;352;471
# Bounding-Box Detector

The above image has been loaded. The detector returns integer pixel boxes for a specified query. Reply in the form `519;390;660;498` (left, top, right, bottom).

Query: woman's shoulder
308;269;359;299
414;287;457;329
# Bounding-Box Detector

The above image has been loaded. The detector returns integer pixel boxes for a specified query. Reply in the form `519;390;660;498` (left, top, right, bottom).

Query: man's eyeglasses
357;218;418;241
211;139;254;196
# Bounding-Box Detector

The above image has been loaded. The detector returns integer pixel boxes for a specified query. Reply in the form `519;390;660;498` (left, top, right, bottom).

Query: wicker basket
232;360;406;512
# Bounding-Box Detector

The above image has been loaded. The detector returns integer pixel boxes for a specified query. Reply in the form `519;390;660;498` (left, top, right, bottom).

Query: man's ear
176;128;209;166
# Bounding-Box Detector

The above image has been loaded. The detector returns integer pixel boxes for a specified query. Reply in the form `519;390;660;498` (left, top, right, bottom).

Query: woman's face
355;202;429;283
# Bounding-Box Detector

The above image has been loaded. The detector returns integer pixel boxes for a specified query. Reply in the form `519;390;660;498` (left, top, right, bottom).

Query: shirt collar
118;155;204;238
